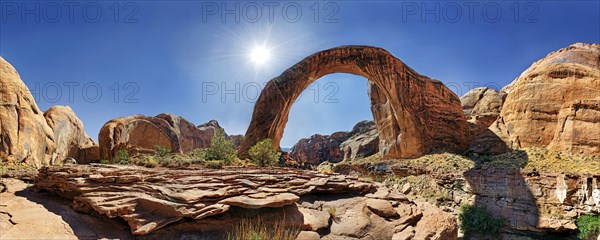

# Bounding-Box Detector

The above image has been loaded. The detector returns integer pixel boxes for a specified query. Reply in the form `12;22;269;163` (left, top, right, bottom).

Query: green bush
576;214;600;239
115;149;129;164
99;159;110;164
155;145;172;157
459;204;506;237
248;138;281;167
205;129;236;164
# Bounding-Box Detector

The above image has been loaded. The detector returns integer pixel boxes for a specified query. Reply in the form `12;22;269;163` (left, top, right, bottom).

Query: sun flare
250;46;271;65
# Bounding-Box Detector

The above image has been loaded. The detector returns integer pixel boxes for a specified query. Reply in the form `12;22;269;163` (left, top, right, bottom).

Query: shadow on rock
14;185;131;240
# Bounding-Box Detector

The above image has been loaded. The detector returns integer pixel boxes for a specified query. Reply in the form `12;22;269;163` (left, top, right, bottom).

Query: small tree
249;138;281;167
205;129;236;164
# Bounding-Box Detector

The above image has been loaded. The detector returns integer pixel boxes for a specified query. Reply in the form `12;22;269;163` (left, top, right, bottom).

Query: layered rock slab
34;165;458;239
240;45;469;159
34;165;375;234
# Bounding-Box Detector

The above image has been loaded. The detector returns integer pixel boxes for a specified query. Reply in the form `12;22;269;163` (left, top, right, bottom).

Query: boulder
365;199;399;218
0;57;55;167
482;43;600;155
44;106;98;164
296;231;320;240
240;46;469;159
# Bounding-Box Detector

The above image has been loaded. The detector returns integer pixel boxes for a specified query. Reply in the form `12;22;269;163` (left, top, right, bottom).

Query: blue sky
1;1;599;147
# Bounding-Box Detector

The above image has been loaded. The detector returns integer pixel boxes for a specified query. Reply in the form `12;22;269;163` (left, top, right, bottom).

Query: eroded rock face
290;121;380;165
341;120;380;161
497;43;600;155
461;87;507;116
197;120;244;149
44;106;98;164
548;99;600;154
240;46;469;159
290;132;351;165
0;57;55;167
99;115;247;159
34;165;457;239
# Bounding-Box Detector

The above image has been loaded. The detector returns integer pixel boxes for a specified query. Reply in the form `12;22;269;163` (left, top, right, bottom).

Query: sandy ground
0;178;130;240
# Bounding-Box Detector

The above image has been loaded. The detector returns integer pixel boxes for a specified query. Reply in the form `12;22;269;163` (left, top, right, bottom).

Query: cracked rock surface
32;165;458;239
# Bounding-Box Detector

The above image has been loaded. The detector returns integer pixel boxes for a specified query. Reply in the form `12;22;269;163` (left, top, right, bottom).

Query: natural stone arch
239;46;469;159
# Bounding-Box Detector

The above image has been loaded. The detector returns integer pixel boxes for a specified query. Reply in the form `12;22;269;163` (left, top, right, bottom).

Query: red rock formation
460;87;507;116
0;57;55;167
290;121;379;165
44;106;99;164
495;43;600;155
197;120;244;149
1;57;98;166
290;132;350;165
239;46;469;159
99;114;209;159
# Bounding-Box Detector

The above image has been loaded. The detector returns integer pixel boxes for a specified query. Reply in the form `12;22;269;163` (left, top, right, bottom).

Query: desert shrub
99;159;110;164
187;148;207;161
155;145;172;157
144;157;159;168
204;160;224;169
205;129;236;164
226;217;299;240
248;138;281;167
576;214;600;239
327;206;337;217
459;204;506;237
115;149;129;164
159;156;191;168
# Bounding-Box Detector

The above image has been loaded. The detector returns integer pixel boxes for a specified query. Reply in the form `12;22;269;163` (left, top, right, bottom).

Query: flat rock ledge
34;165;373;234
34;165;458;239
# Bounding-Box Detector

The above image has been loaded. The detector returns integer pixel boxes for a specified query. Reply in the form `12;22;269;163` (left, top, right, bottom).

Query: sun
250;46;271;65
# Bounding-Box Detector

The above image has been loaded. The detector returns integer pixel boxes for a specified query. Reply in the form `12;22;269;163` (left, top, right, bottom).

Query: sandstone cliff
44;106;99;164
1;57;98;166
476;43;600;156
290;120;379;165
99;115;244;160
0;57;55;167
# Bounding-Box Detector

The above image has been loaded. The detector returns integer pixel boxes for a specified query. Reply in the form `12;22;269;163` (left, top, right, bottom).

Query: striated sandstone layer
497;43;600;155
34;165;458;239
240;46;469;159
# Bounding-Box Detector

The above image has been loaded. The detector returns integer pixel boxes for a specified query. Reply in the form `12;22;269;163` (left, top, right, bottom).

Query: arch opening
239;46;470;159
